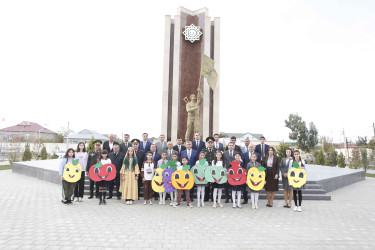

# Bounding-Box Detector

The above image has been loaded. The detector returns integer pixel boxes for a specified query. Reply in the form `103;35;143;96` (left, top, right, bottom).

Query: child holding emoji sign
246;153;265;209
289;150;307;212
59;148;77;204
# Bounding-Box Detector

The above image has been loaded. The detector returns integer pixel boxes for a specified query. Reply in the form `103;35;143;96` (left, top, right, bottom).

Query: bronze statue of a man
184;88;203;142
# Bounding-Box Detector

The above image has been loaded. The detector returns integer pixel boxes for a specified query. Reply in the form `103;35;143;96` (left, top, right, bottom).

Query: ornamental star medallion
182;24;202;43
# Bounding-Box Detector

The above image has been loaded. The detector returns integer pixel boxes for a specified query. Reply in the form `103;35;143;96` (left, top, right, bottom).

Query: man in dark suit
103;134;117;153
139;133;152;153
223;142;239;203
119;134;132;154
108;142;125;200
131;139;145;198
226;136;241;153
255;136;269;164
150;144;161;163
180;141;198;167
173;137;186;158
213;133;224;152
241;138;251;154
192;132;205;154
241;143;260;204
164;141;178;160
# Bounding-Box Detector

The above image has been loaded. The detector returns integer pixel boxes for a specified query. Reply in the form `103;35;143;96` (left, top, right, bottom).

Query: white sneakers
255;205;258;209
252;205;255;209
218;203;223;208
159;201;162;205
149;200;153;205
237;204;242;209
212;203;217;208
197;203;201;208
293;206;298;211
126;201;130;205
143;201;147;205
297;206;302;212
232;204;237;208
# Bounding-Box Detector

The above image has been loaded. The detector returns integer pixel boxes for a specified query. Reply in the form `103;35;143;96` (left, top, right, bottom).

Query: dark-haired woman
59;148;75;204
291;150;306;212
263;147;279;207
74;142;88;202
119;147;140;205
280;148;293;208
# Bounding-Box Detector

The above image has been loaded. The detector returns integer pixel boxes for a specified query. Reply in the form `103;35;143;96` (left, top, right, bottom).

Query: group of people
59;132;306;211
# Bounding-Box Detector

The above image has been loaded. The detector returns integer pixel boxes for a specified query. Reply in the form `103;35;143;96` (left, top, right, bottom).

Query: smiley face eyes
258;174;262;178
228;169;234;175
237;168;243;175
165;172;169;177
193;168;198;174
290;171;295;177
298;172;304;178
211;169;216;175
94;168;100;174
250;172;255;177
174;173;180;179
156;172;160;177
75;168;80;173
184;173;190;179
66;167;70;172
220;170;226;177
106;166;112;173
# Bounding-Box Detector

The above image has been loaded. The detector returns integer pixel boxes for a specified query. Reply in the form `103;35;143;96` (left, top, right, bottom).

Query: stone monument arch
161;7;220;142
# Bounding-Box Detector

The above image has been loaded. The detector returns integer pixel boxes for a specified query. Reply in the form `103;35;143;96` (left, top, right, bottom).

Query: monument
161;7;220;142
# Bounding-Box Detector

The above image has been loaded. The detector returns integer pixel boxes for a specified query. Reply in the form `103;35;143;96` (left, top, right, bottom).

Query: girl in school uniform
280;148;293;208
59;148;75;204
246;153;263;209
98;150;111;205
74;142;88;202
231;153;244;208
291;150;306;212
211;151;225;208
195;152;209;207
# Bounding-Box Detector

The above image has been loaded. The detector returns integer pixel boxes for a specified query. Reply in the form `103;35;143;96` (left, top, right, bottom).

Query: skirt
96;180;110;188
281;176;292;190
230;185;243;192
212;183;224;189
265;169;279;192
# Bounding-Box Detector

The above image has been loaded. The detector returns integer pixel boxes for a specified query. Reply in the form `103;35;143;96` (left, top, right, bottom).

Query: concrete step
259;193;331;200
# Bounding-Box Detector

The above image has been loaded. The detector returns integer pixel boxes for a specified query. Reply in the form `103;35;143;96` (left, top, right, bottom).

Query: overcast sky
1;0;374;143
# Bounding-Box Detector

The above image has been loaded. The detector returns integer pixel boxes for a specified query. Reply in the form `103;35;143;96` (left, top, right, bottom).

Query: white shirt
175;162;182;170
101;158;111;165
109;142;114;151
142;162;155;180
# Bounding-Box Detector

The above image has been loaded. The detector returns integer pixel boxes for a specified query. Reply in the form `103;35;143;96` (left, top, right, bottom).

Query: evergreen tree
317;148;325;165
87;137;95;152
41;146;48;160
329;150;338;166
349;149;361;169
22;143;32;161
276;142;290;159
360;149;369;173
337;152;346;168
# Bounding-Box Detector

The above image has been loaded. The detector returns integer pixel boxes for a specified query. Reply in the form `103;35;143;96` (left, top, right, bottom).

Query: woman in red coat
262;147;280;207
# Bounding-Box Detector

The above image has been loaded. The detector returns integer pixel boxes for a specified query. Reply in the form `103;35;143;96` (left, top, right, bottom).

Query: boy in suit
255;136;269;164
139;133;152;153
213;133;224;152
192;132;205;154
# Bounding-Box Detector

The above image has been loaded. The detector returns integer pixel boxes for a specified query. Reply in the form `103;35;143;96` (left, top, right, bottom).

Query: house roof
225;132;265;140
0;121;57;134
66;129;108;141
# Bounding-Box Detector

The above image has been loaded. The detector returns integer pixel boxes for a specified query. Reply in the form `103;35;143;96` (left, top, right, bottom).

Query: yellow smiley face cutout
288;162;307;188
247;166;266;191
152;168;165;192
171;165;194;190
63;159;82;183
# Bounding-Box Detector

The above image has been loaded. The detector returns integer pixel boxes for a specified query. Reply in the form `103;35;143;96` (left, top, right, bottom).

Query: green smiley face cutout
205;165;228;184
190;159;208;184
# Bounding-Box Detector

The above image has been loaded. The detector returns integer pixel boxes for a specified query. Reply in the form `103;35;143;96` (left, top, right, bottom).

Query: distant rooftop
0;121;57;134
224;132;265;140
66;129;108;141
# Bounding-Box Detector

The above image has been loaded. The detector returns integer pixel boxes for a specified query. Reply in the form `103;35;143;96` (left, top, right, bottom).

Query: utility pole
343;128;348;159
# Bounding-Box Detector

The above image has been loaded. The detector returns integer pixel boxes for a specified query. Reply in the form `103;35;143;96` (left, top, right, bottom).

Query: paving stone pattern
1;170;374;249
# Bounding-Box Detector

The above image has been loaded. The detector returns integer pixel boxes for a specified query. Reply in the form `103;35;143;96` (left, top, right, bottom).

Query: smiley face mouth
164;179;172;186
212;176;223;183
154;180;163;186
69;174;75;178
96;174;109;180
176;181;189;188
196;176;205;182
231;177;242;182
294;180;300;183
250;179;262;186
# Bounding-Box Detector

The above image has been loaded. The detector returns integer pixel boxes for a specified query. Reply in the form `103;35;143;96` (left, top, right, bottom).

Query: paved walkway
1;170;374;250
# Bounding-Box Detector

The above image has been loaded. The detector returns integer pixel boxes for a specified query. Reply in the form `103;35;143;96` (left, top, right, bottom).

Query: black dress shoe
88;196;93;199
107;196;112;199
242;201;248;205
225;199;229;203
190;199;194;202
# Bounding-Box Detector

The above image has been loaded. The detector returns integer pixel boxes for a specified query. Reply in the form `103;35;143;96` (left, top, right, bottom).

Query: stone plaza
1;169;374;249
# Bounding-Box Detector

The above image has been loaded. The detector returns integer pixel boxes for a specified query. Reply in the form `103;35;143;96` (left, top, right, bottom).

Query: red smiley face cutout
89;163;117;182
227;161;247;186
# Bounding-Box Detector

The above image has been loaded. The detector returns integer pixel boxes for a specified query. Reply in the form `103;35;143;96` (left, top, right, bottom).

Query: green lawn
366;173;375;178
0;165;12;171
